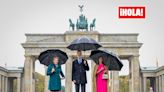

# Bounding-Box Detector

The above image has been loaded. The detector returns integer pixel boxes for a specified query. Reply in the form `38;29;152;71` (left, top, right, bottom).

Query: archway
22;31;142;92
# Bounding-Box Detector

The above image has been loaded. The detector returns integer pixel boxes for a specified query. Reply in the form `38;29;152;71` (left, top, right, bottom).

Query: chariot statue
76;14;88;31
69;5;96;31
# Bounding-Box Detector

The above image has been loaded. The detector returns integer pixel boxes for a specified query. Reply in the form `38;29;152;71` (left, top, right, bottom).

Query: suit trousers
75;83;86;92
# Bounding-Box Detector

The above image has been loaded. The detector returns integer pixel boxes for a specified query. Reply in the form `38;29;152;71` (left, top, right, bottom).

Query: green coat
47;64;65;91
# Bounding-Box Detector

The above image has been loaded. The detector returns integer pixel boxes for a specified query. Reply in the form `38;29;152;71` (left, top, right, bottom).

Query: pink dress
96;64;108;92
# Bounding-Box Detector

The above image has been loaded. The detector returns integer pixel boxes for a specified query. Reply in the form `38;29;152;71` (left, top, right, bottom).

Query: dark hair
77;50;82;52
53;55;59;58
98;56;105;65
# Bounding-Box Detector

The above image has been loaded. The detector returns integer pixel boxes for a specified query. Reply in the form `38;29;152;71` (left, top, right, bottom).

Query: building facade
141;66;164;92
0;66;23;92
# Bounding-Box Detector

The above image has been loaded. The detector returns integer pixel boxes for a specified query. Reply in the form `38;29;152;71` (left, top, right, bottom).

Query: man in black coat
72;50;89;92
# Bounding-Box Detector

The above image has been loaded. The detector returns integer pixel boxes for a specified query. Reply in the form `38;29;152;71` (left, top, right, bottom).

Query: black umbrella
67;36;102;51
38;49;68;66
89;50;123;71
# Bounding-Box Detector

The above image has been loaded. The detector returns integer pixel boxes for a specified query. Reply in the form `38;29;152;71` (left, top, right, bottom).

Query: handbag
102;73;109;79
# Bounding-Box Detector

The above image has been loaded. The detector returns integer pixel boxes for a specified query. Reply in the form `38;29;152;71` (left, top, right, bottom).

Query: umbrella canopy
67;36;102;51
89;50;123;71
38;49;68;66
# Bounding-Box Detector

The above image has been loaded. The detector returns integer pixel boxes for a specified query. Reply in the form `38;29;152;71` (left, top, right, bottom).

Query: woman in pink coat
92;56;109;92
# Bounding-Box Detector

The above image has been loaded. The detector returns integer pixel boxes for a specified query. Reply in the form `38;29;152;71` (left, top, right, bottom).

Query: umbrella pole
84;51;86;59
83;51;87;61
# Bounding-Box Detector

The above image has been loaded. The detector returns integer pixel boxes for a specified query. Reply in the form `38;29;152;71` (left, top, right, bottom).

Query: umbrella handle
84;51;86;59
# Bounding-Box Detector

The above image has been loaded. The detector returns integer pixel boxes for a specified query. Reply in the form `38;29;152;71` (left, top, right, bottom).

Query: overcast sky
0;0;164;78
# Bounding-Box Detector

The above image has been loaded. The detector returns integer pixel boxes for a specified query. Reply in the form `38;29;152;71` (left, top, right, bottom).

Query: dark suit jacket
72;58;89;84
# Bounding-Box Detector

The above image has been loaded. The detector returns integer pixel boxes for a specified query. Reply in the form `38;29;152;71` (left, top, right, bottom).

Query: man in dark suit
72;50;89;92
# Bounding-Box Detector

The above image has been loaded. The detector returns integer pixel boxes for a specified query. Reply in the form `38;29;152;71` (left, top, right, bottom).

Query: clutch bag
102;73;109;79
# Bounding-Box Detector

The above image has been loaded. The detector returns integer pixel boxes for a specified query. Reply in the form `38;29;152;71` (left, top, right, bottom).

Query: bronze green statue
76;14;88;31
69;19;75;31
68;5;96;31
90;18;96;31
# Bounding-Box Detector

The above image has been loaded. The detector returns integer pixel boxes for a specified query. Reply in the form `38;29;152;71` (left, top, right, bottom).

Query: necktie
78;57;82;64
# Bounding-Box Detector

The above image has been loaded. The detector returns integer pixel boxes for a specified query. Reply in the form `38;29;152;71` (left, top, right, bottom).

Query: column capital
17;76;21;78
24;55;37;60
129;55;140;58
128;55;140;62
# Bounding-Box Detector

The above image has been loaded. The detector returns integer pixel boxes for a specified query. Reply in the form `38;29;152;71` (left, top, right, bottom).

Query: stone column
129;60;132;92
141;76;145;92
21;76;24;92
17;77;21;92
91;61;96;92
128;56;140;92
155;76;159;92
8;78;14;92
24;55;36;92
140;75;142;92
44;66;50;92
162;75;164;92
5;77;8;92
2;76;5;92
111;71;119;92
32;61;35;92
159;76;161;92
0;75;2;92
143;77;147;92
65;56;72;92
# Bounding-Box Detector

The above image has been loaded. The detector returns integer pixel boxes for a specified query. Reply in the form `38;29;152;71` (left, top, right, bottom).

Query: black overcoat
72;59;89;84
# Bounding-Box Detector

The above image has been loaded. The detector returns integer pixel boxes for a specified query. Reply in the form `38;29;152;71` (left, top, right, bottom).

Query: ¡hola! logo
118;6;145;18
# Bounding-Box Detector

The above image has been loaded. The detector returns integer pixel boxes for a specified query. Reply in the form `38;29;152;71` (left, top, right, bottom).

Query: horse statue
69;19;75;31
76;14;88;31
90;18;96;31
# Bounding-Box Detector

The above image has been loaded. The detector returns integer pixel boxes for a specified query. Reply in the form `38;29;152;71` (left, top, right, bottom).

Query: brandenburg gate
22;31;142;92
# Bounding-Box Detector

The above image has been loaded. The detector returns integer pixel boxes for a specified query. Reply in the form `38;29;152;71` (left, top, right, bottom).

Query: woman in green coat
47;55;65;92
